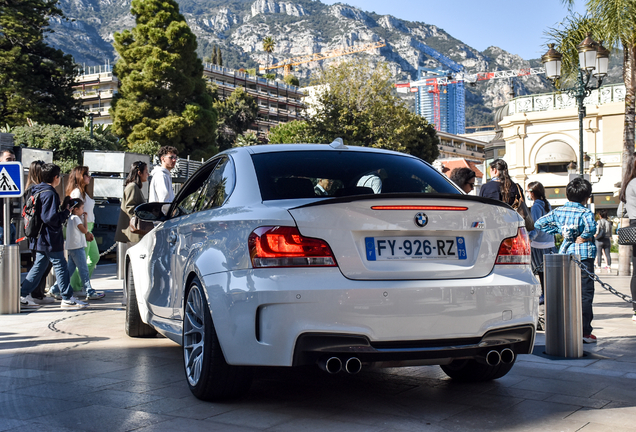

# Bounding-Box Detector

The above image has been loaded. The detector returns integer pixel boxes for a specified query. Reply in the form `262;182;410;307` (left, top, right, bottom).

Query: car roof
223;143;420;159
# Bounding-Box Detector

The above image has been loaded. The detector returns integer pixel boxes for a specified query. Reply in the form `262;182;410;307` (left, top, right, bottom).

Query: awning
535;141;577;164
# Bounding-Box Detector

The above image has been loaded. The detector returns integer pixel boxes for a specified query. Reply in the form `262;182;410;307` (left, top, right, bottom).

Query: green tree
234;131;259;147
268;120;324;144
128;140;161;157
306;59;440;162
283;74;300;87
218;47;223;67
262;36;276;67
211;46;218;65
0;0;83;127
11;123;120;172
111;0;217;159
549;1;636;176
213;87;259;151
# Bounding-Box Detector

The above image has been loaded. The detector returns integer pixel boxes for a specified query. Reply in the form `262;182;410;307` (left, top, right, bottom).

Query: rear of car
203;146;538;381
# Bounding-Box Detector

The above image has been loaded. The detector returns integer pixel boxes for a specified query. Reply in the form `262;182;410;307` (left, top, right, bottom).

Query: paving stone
567;405;636;428
2;265;636;431
28;405;171;432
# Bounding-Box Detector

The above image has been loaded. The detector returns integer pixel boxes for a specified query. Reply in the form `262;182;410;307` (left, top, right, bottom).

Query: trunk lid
288;195;521;280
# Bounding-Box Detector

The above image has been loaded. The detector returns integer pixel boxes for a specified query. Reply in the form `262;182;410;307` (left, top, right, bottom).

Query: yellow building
496;83;625;212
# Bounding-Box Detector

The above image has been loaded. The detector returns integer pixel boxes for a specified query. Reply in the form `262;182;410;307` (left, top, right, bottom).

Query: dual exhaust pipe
319;349;514;372
319;356;362;374
484;348;515;366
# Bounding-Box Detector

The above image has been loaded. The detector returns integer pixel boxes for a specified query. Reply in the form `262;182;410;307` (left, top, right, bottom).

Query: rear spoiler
292;193;514;211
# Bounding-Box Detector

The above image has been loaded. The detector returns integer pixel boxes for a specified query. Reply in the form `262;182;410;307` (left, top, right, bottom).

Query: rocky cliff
48;0;623;127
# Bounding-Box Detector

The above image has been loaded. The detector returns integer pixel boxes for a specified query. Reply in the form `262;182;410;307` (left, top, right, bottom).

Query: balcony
509;83;625;115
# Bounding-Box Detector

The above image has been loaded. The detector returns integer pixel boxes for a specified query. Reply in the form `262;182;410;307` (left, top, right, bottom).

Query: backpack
22;191;43;239
596;219;609;240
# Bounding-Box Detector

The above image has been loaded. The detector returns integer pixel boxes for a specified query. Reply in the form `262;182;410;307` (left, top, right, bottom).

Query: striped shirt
534;201;597;259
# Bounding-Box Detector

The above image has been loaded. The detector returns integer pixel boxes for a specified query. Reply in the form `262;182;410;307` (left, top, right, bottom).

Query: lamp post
541;34;610;177
88;112;95;138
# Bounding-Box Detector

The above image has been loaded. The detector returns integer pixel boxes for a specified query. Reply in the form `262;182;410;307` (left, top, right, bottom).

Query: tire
440;356;516;382
183;278;252;401
125;261;157;338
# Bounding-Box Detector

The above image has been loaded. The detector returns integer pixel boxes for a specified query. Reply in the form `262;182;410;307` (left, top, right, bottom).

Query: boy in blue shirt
534;177;597;343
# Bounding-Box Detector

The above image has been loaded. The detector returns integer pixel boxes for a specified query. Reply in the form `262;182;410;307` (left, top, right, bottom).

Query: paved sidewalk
0;263;635;431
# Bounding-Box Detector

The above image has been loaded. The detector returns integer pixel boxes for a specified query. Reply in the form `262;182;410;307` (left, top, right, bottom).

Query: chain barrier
99;241;118;257
571;257;636;305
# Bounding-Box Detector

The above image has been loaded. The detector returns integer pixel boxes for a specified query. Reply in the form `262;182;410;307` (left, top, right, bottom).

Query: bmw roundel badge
414;212;428;227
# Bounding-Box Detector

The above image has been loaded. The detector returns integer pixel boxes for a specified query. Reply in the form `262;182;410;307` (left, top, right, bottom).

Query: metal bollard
0;245;20;314
117;242;128;280
544;254;583;358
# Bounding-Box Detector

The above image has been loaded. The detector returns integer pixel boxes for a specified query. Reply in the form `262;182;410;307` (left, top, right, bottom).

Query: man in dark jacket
20;164;88;310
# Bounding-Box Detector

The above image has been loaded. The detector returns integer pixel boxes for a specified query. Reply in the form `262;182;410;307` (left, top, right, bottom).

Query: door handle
168;231;177;245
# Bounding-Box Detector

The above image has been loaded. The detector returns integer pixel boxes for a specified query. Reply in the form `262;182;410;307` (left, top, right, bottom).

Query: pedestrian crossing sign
0;162;23;198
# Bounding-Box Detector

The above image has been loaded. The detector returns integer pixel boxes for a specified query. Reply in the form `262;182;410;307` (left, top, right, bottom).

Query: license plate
365;236;467;261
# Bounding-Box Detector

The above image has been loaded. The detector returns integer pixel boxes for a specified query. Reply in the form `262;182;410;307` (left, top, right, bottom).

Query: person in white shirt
48;199;105;301
149;146;178;208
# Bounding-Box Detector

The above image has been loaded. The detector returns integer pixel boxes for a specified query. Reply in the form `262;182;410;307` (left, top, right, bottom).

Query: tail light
496;228;531;265
248;226;337;268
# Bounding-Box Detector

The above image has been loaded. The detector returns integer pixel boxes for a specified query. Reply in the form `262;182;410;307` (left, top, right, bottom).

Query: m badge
414;212;428;228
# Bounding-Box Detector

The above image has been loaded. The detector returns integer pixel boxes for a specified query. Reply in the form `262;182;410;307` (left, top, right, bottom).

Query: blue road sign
0;162;23;198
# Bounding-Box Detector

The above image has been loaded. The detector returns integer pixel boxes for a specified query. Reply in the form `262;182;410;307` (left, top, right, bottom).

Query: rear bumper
292;325;534;367
201;266;539;367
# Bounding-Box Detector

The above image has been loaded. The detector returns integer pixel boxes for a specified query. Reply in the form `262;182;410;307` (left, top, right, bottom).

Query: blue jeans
21;250;73;301
50;248;94;296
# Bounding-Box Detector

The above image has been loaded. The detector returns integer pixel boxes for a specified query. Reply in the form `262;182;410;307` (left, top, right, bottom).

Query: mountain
48;0;623;128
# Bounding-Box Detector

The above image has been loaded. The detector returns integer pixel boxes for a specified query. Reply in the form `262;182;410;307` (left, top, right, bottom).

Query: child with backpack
48;199;105;301
20;163;88;310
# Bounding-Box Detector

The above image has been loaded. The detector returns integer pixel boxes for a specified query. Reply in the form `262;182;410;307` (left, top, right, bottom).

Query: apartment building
436;130;486;163
73;65;117;125
203;64;305;138
73;64;305;137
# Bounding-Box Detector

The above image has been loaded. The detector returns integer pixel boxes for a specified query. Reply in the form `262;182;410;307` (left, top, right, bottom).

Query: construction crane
259;41;386;76
396;67;546;132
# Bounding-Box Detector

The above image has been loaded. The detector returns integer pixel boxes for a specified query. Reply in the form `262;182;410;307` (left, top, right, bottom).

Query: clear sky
321;0;587;60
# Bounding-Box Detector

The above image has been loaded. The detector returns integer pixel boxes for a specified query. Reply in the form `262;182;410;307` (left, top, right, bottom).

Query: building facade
436;131;486;163
496;83;625;212
73;64;305;137
414;68;465;135
73;65;117;125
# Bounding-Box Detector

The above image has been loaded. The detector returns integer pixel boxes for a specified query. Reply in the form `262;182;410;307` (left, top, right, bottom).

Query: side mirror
134;202;170;222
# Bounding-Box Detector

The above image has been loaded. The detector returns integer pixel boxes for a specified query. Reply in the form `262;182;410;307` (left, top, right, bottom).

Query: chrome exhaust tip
485;350;501;366
345;357;362;374
319;357;342;374
500;348;515;364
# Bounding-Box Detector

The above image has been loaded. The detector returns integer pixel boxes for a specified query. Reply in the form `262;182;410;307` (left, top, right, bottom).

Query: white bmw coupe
126;142;539;401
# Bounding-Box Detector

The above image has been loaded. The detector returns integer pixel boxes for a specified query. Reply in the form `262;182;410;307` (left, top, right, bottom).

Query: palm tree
548;1;636;177
262;36;276;69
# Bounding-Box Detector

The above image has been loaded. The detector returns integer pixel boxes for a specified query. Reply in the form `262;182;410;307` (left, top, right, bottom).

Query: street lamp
88;112;95;138
541;34;610;177
567;161;578;176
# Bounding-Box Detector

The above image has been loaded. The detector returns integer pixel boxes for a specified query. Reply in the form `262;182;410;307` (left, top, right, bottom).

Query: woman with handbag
479;159;521;206
618;153;636;322
526;181;556;306
479;159;533;232
115;161;150;246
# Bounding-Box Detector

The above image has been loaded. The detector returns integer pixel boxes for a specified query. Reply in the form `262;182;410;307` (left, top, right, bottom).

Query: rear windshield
251;150;460;201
